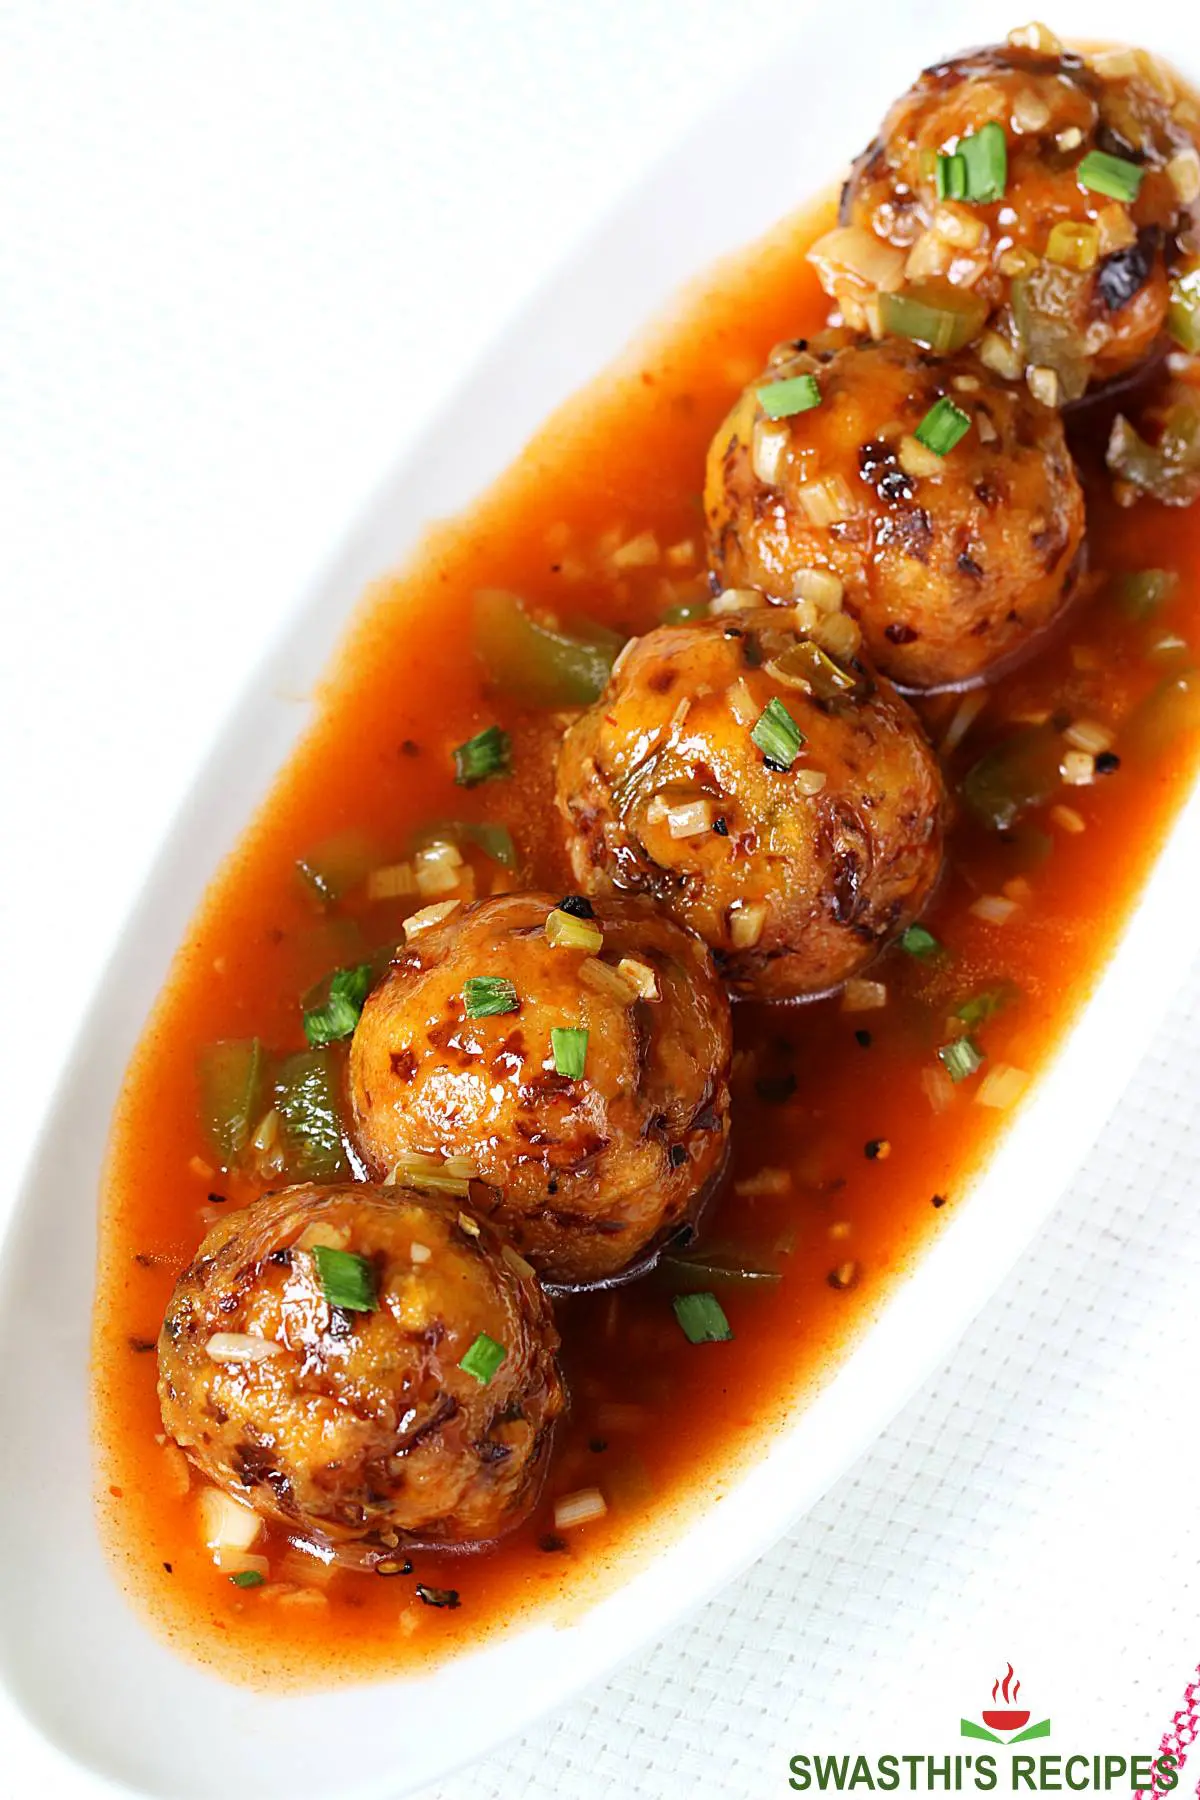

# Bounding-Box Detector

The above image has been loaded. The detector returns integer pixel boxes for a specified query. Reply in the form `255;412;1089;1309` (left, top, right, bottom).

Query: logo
961;1664;1051;1745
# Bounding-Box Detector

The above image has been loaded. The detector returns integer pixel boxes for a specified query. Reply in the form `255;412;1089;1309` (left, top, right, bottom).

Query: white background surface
3;4;1200;1798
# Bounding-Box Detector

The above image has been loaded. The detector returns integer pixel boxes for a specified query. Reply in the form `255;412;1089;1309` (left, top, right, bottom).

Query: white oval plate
2;1;1198;1794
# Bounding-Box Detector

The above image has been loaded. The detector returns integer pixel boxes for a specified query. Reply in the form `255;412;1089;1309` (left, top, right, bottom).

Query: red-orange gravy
94;192;1200;1687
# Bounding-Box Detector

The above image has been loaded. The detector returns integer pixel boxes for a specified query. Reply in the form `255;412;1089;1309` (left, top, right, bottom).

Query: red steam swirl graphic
983;1663;1030;1732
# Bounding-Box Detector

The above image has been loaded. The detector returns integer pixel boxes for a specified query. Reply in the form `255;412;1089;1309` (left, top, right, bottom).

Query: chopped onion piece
366;861;419;903
1169;149;1200;205
664;798;715;839
807;225;907;295
796;474;858;526
898;434;945;480
841;978;887;1013
410;1242;432;1265
794;768;828;796
726;677;759;726
1050;803;1087;834
941;691;987;753
1063;718;1114;755
728;901;769;950
752;418;791;485
414;840;464;898
205;1332;283;1365
500;1243;535;1280
969;893;1019;925
387;1151;474;1196
791;568;844;612
920;1066;956;1114
710;587;765;617
403;899;461;940
1027;365;1062;408
611;529;659;569
734;1167;791;1197
979;330;1023;381
615;956;661;1001
553;1488;608;1531
1008;20;1062;52
666;539;696;568
579;957;637;1002
1060;750;1096;786
296;1221;351;1252
813;609;861;661
975;1063;1030;1110
199;1487;264;1557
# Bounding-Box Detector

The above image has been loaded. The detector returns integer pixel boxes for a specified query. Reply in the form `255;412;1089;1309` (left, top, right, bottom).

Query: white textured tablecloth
3;4;1199;1796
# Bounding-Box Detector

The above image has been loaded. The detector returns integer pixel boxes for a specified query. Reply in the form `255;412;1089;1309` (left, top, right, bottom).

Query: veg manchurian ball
705;333;1085;690
831;34;1200;393
349;893;732;1287
158;1183;563;1555
555;610;947;1001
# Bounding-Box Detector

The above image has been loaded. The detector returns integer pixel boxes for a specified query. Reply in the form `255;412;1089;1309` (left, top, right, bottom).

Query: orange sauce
93;191;1200;1687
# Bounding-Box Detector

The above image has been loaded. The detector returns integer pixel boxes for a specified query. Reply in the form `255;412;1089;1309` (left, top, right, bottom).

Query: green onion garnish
899;923;942;960
750;696;806;770
914;396;971;457
229;1569;265;1589
453;724;512;789
303;962;374;1047
312;1244;378;1312
956;982;1019;1028
936;151;967;201
545;907;604;952
879;287;988;354
1111;569;1179;620
459;1332;507;1385
673;1291;734;1344
550;1026;588;1079
938;1036;985;1083
1077;148;1144;204
959;122;1007;203
756;373;821;420
463;976;520;1019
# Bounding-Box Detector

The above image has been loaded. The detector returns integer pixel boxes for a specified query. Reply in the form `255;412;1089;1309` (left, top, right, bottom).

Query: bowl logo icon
961;1666;1051;1744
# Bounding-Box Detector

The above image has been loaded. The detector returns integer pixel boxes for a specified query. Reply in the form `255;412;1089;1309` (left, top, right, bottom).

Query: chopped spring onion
756;373;821;419
1111;569;1179;620
936;150;966;201
459;1332;507;1385
550;1027;588;1079
879;286;988;354
766;638;859;700
312;1245;377;1313
750;696;805;770
959;121;1007;203
938;1036;985;1083
411;819;518;870
673;1290;734;1344
273;1049;352;1183
914;396;971;456
229;1569;266;1590
199;1038;266;1165
474;588;624;707
1107;389;1200;507
898;923;942;960
303;962;374;1047
453;724;511;789
545;907;604;952
956;981;1019;1028
463;976;520;1019
1077;148;1144;204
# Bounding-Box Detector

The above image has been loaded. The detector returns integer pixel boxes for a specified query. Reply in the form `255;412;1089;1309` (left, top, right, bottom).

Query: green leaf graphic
1009;1720;1052;1743
959;1721;1003;1743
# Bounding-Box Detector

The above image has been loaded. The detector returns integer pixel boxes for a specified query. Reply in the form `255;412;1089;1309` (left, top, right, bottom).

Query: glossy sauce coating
95;172;1200;1687
841;38;1199;385
159;1183;562;1553
350;894;732;1284
557;612;946;996
705;334;1085;690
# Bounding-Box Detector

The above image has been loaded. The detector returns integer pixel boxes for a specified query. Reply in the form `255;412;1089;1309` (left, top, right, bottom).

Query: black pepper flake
762;755;791;774
207;1192;227;1205
931;1193;947;1209
588;1437;608;1454
400;738;421;757
712;816;729;837
416;1584;461;1609
556;894;596;919
854;1029;873;1048
268;1248;293;1268
754;1071;797;1106
864;1138;890;1161
162;1562;173;1574
538;1533;569;1554
128;1336;156;1354
1095;751;1121;775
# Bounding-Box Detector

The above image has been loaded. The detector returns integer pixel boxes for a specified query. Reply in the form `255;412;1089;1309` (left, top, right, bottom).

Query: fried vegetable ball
705;333;1085;690
349;894;731;1287
827;32;1200;394
555;610;947;1001
158;1183;563;1557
